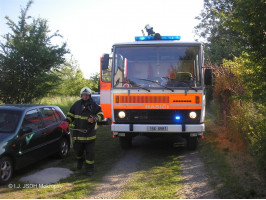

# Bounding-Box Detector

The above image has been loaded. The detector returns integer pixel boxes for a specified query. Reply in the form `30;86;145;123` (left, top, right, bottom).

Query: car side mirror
204;68;213;85
20;127;33;135
101;54;109;70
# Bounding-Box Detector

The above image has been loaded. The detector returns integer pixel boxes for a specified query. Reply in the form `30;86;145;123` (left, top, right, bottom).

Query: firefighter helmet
80;87;91;96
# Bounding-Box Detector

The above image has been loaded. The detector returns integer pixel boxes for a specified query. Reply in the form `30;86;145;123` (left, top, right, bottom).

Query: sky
0;0;204;78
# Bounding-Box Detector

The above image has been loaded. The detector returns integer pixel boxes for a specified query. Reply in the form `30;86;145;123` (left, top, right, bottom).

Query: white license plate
147;126;168;132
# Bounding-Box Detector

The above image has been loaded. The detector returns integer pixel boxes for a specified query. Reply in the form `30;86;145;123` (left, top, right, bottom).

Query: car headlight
189;111;197;119
118;111;126;119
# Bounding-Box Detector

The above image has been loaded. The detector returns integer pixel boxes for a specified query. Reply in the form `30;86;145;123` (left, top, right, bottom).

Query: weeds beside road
199;117;266;198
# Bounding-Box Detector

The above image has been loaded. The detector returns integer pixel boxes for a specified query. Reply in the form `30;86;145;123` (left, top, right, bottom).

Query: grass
199;113;266;198
0;125;123;199
120;137;183;199
35;96;80;114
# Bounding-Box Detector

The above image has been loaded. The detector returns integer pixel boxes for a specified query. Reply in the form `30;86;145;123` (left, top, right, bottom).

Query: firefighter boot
86;168;94;176
77;158;84;169
86;164;94;176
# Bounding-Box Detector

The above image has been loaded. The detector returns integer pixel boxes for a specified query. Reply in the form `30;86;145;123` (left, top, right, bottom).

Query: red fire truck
100;35;212;150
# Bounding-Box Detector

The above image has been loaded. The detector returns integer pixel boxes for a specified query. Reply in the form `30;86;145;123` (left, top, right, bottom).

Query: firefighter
59;87;104;176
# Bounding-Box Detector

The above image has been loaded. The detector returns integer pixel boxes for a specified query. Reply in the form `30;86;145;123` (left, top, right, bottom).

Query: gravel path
88;137;214;199
88;149;143;199
179;151;214;199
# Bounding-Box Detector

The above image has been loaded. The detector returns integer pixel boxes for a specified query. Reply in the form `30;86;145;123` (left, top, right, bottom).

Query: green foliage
210;55;266;175
223;53;265;103
195;0;266;66
35;96;80;114
194;0;243;63
226;0;266;66
88;73;100;93
0;0;69;103
51;60;100;96
52;60;89;96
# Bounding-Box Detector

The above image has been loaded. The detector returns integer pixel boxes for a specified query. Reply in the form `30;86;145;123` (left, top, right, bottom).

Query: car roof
0;104;59;111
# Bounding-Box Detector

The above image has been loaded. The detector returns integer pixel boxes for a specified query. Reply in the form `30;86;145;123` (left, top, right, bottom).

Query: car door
17;109;46;167
39;107;61;153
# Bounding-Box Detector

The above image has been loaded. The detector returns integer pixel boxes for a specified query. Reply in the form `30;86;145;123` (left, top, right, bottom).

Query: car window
53;108;62;121
40;107;58;127
0;110;22;133
22;109;43;131
92;95;100;105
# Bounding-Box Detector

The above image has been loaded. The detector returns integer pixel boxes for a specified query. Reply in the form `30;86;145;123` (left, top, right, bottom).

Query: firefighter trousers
73;141;95;170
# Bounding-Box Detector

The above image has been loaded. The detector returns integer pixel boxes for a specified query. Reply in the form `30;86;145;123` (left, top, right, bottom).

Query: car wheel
57;138;69;159
0;157;13;184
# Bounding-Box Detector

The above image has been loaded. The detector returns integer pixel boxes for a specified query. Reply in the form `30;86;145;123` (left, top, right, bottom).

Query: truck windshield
113;46;201;89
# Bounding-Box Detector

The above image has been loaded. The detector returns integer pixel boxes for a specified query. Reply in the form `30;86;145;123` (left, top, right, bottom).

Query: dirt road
88;136;214;199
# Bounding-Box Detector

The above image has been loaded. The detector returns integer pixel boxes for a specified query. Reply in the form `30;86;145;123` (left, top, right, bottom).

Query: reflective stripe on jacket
66;98;104;142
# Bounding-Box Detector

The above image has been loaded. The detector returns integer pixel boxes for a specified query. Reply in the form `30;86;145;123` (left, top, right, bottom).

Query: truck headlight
189;111;197;119
118;111;126;119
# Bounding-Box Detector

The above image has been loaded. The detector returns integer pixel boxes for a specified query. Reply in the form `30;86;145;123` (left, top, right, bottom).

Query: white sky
0;0;204;78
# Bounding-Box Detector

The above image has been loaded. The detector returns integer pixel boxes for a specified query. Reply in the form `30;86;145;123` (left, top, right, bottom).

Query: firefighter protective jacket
66;98;104;142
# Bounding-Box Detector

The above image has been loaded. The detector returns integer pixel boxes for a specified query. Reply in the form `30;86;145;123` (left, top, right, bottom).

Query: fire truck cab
100;35;212;150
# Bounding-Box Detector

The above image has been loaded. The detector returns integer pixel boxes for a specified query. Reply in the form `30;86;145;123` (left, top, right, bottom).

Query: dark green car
0;105;70;184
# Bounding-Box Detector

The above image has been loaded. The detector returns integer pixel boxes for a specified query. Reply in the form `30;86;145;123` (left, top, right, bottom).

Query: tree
195;0;266;66
53;60;89;96
195;0;266;103
194;0;243;63
88;73;100;93
0;0;69;103
226;0;266;66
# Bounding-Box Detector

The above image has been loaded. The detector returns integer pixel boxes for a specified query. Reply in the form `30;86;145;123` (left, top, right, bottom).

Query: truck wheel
119;137;132;150
57;138;69;159
0;156;13;184
187;137;198;150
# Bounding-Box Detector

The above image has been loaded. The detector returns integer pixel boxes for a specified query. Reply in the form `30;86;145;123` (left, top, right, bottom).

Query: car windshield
0;110;22;133
91;95;100;105
113;46;201;89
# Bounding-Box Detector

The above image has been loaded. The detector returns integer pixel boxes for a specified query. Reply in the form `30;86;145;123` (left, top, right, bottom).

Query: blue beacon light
175;115;181;121
135;35;181;41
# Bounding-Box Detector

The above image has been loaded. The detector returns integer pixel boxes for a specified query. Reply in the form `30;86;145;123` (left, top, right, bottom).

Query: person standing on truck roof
59;87;104;176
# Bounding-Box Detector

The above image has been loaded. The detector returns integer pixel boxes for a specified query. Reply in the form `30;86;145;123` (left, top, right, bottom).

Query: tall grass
35;96;80;115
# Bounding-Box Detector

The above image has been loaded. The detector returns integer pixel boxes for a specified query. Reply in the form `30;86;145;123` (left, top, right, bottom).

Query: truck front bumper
111;123;205;134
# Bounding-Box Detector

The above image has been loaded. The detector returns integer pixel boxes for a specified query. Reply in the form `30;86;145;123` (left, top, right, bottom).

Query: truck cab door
100;55;112;119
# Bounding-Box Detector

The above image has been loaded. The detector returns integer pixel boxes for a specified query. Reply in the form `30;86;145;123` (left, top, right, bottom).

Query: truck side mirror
101;54;109;70
204;68;213;85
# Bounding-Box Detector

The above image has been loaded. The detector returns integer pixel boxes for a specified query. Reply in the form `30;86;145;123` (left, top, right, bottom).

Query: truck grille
114;109;201;124
117;96;169;103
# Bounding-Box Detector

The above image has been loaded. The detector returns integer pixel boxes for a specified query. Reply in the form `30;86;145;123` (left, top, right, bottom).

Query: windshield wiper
138;78;174;92
114;80;150;92
162;77;198;92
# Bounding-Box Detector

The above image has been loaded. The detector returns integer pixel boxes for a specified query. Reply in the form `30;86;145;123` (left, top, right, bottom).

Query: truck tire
187;137;198;150
119;137;132;150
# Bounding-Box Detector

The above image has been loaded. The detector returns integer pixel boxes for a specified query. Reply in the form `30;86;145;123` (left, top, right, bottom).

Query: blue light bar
135;35;181;41
135;36;154;41
161;36;181;40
